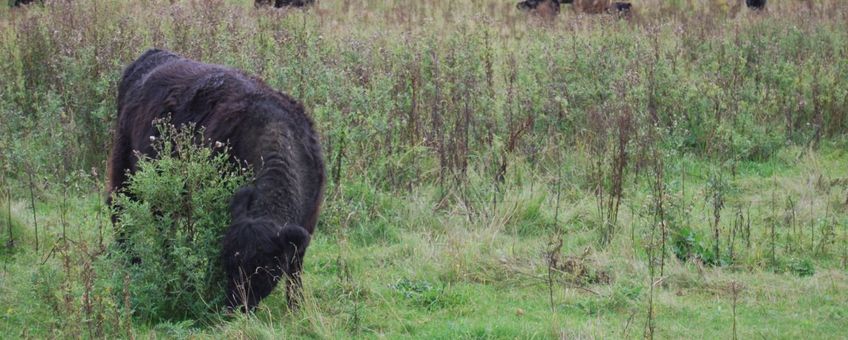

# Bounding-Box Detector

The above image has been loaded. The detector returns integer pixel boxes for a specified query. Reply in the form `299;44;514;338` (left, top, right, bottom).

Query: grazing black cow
11;0;38;6
109;49;325;311
255;0;314;8
746;0;766;10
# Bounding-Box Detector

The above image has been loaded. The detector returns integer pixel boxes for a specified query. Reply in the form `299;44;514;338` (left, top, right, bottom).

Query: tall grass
2;1;846;188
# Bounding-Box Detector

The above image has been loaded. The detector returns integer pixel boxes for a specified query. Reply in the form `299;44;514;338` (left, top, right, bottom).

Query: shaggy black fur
109;49;325;311
746;0;766;10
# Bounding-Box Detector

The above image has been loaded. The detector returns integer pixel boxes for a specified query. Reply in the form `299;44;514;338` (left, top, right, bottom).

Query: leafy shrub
671;226;722;266
787;257;815;278
109;123;250;322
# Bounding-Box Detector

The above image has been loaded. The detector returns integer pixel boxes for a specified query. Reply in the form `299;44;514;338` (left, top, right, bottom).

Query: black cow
609;2;632;14
746;0;766;10
109;49;325;311
11;0;38;6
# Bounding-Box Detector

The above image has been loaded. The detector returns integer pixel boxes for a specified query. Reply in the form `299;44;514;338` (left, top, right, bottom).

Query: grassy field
1;0;848;338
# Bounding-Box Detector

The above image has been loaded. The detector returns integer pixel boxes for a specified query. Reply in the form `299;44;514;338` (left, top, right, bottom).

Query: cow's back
117;50;255;156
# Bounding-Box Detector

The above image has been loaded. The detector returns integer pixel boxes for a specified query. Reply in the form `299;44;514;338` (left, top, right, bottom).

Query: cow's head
222;186;311;311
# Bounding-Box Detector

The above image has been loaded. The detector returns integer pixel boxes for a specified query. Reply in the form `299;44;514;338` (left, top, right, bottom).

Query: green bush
109;122;250;322
787;257;816;278
671;226;722;266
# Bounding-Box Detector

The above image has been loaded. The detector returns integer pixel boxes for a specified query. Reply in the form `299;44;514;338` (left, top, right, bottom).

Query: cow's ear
230;186;257;220
276;224;311;259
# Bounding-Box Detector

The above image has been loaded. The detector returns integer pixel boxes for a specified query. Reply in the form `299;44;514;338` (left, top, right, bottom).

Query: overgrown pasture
1;0;847;338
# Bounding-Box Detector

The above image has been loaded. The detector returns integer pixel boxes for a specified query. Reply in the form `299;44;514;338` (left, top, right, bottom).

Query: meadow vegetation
1;0;847;338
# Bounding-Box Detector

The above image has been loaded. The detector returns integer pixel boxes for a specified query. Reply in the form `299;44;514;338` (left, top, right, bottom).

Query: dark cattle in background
609;2;632;13
746;0;766;10
11;0;38;6
255;0;314;8
109;49;325;311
